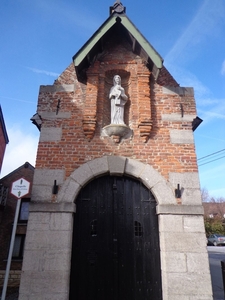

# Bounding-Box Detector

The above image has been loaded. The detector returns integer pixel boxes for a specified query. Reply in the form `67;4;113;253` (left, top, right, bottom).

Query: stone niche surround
19;156;212;300
82;56;153;143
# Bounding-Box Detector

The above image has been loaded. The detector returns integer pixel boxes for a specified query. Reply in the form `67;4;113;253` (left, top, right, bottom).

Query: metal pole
1;198;21;300
221;260;225;298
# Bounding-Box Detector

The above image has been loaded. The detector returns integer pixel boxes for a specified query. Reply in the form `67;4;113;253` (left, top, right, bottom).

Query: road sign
2;177;31;299
11;177;30;199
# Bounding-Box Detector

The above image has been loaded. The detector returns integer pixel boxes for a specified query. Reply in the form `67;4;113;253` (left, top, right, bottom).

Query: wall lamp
52;180;58;195
175;184;182;198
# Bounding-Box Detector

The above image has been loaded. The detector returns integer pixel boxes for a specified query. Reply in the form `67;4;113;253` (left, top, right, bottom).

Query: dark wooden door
69;176;162;300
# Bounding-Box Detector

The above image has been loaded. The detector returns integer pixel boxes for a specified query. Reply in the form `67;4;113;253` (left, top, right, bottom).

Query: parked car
207;234;225;246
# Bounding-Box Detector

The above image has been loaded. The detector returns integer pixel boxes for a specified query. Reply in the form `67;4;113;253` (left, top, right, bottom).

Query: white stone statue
109;75;128;124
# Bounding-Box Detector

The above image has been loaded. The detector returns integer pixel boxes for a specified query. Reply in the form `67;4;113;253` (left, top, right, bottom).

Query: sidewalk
208;246;225;300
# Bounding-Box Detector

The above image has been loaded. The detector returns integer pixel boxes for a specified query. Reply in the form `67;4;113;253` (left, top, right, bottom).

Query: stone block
189;296;213;300
39;84;74;93
157;204;204;215
20;293;69;300
162;113;196;122
33;169;65;186
49;212;73;231
152;181;176;205
182;188;202;205
125;158;146;178
24;230;71;250
31;185;53;202
21;249;42;271
160;232;207;252
57;178;81;203
40;111;71;119
170;129;194;144
169;172;201;189
161;251;186;273
163;296;189;300
70;163;94;186
108;155;126;175
159;215;183;232
22;249;71;272
29;203;75;213
183;216;205;233
17;295;29;300
167;272;212;296
19;270;69;294
187;252;210;273
40;127;62;142
162;86;194;96
87;156;109;177
139;164;163;189
26;212;51;232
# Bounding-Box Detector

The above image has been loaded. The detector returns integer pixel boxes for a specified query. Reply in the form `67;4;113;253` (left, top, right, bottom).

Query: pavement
207;246;225;300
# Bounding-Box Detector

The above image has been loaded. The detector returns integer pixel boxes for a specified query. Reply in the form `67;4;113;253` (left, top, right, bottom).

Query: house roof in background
0;106;9;144
0;162;34;181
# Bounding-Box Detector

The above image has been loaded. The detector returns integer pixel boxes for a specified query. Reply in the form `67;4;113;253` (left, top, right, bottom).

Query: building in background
0;106;9;173
0;162;34;299
19;2;212;299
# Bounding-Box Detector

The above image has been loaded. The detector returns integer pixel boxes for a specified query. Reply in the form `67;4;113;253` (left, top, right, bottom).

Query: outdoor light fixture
52;180;58;195
192;116;203;132
30;113;42;131
175;184;182;198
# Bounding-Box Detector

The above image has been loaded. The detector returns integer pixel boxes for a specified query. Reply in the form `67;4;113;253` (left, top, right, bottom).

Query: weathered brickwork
0;270;21;287
35;42;198;183
19;16;213;298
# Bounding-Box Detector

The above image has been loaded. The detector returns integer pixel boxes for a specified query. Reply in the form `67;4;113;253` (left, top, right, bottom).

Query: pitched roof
0;106;9;144
73;11;163;82
0;162;34;181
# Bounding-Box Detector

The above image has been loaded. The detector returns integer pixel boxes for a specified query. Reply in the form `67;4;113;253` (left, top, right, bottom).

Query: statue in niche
109;75;128;124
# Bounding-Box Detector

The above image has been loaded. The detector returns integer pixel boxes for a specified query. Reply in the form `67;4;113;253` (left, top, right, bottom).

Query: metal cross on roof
111;0;125;14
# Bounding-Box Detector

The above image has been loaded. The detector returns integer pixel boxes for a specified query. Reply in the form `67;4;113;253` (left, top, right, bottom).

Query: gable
73;13;163;82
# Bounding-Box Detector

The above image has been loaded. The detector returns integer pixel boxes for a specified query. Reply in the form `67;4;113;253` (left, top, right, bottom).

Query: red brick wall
36;41;198;180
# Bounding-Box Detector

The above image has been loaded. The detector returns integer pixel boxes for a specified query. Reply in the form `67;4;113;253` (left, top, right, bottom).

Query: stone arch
56;156;176;206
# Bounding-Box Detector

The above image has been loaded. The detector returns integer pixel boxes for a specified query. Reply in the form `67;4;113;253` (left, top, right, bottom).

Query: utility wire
198;155;225;167
197;148;225;161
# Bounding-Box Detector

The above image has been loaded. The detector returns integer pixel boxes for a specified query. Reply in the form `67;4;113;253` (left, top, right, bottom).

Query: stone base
102;124;133;141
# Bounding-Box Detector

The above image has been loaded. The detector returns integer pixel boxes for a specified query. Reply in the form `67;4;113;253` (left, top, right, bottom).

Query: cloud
198;109;225;121
221;60;225;75
0;127;39;178
197;99;225;125
165;0;225;65
0;96;36;104
163;63;225;125
27;67;60;77
164;62;213;101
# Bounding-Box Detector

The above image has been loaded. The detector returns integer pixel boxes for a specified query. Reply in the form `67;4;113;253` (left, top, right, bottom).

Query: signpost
1;178;30;300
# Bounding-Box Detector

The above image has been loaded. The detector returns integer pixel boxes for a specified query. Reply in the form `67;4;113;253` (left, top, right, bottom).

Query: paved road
208;246;225;300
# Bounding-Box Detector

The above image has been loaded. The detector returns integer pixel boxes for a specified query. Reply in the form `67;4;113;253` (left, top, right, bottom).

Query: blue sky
0;0;225;198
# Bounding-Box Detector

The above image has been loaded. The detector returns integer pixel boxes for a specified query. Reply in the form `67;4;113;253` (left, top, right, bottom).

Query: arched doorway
69;175;162;300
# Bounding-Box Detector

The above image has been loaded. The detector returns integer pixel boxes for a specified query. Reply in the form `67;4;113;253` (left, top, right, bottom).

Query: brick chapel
20;2;213;299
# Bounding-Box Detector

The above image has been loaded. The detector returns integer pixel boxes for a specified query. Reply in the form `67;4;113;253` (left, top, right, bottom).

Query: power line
198;155;225;167
197;148;225;161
